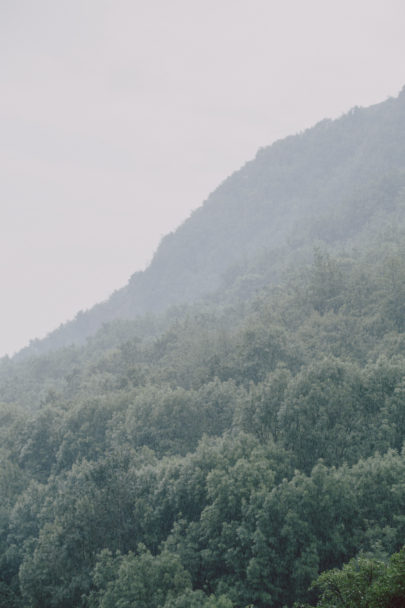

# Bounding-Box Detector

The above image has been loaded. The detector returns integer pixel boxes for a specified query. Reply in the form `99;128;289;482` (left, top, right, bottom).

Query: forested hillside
2;241;405;607
21;85;405;356
1;89;405;607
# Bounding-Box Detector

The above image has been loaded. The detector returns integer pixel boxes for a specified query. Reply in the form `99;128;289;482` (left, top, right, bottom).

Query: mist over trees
1;89;405;606
20;85;405;357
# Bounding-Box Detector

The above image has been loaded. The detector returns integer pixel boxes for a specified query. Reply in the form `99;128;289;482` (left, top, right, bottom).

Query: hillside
1;87;405;608
20;85;405;356
1;240;405;607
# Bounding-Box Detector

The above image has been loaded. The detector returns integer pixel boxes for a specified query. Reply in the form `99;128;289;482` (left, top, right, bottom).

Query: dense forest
1;89;405;607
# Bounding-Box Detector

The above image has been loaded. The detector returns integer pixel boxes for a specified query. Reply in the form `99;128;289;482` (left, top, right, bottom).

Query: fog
1;0;404;356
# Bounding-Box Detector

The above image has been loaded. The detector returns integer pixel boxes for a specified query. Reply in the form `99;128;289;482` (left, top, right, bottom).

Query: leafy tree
299;547;405;608
89;547;191;608
278;358;365;470
235;366;291;441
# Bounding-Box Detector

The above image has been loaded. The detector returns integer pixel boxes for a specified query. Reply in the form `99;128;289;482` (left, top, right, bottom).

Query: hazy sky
1;0;405;357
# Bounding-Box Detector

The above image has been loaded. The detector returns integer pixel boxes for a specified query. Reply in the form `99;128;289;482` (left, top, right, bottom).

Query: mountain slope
2;88;405;607
22;86;405;356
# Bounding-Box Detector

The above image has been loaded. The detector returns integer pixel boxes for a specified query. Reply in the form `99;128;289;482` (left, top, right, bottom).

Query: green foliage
0;581;21;608
163;589;235;607
2;89;405;607
235;366;292;441
299;546;405;608
4;244;405;606
308;250;346;315
89;547;191;608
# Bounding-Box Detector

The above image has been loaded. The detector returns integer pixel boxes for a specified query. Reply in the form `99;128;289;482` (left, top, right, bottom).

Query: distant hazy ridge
22;86;405;356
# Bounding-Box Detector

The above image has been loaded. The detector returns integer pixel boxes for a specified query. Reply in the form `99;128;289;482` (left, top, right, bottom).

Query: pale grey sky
1;0;405;357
